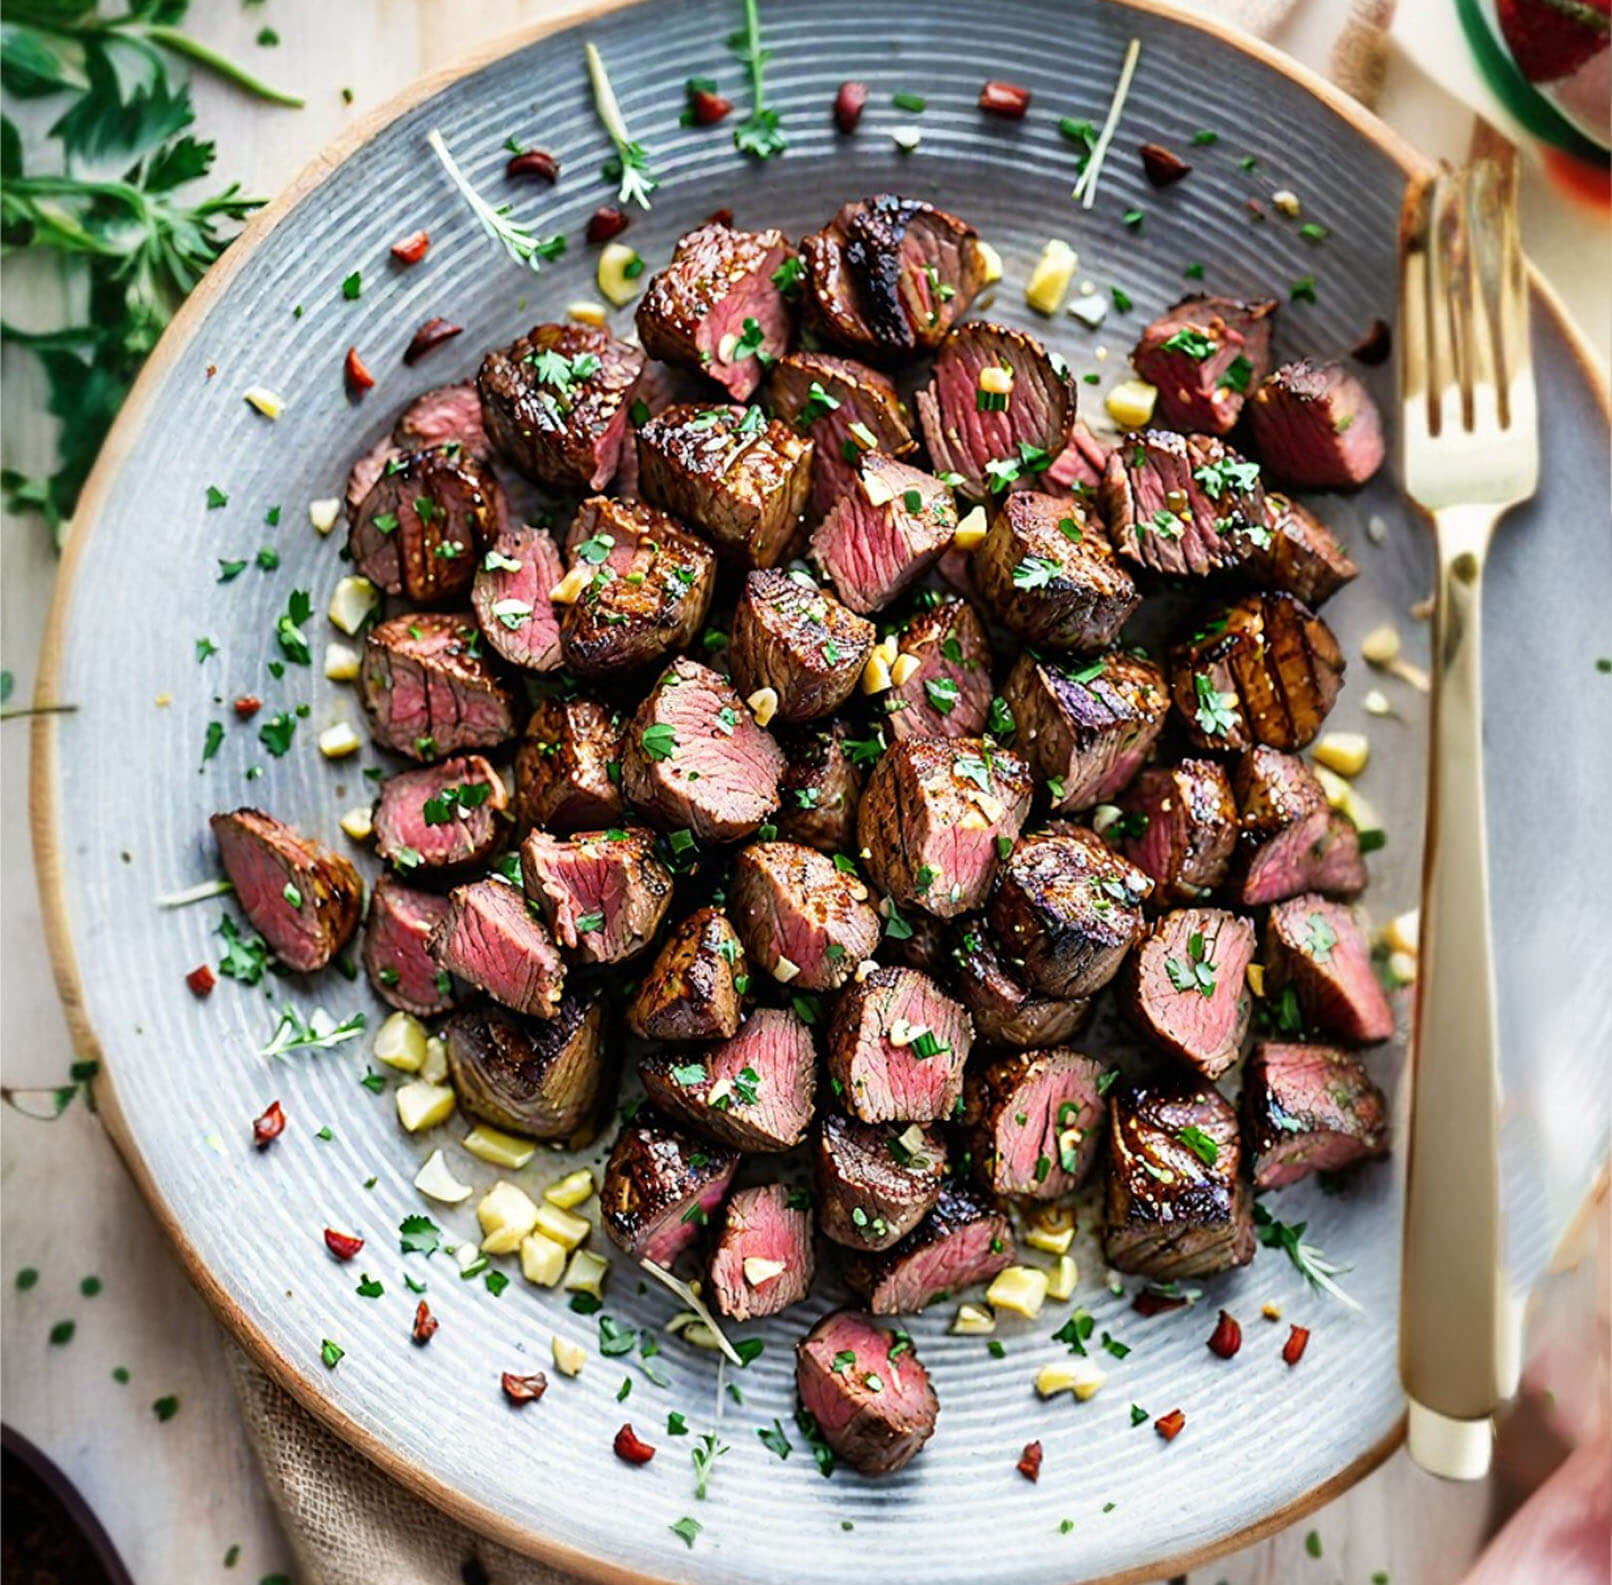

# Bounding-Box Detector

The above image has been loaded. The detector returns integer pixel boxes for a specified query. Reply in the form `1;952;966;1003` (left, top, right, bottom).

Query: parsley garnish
1175;1124;1219;1166
730;0;786;159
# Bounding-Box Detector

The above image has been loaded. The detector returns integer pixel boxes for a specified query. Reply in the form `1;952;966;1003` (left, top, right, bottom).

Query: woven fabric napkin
229;4;1393;1580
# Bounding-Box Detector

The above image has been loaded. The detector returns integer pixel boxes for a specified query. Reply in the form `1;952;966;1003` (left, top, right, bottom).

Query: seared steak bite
767;351;915;521
1231;746;1365;906
559;498;716;678
825;965;972;1124
810;453;958;614
620;657;784;843
600;1109;740;1266
372;754;508;874
775;722;863;854
952;926;1091;1049
1263;895;1394;1045
210;809;362;973
635;403;812;568
916;321;1078;502
364;876;456;1017
359;612;520;762
1104;1078;1256;1278
1131;295;1276;435
520;827;673;964
1242;1041;1389;1189
640;1006;816;1152
730;569;874;722
471;521;564;671
858;737;1033;918
627;907;747;1042
964;1047;1107;1198
344;381;496;517
1004;650;1170;813
1116;759;1238;904
972;491;1140;652
814;1111;947;1250
843;1182;1014;1314
1169;591;1344;753
1243;494;1358;608
513;697;625;834
990;827;1153;999
428;878;565;1018
635;223;796;400
708;1183;815;1320
1249;359;1386;491
796;1310;939;1475
477;322;644;491
883;596;992;741
729;841;881;991
800;195;987;358
1121;908;1256;1080
444;991;607;1141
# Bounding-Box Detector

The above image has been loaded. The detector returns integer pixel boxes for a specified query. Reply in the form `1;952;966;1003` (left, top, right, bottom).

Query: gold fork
1397;153;1538;1481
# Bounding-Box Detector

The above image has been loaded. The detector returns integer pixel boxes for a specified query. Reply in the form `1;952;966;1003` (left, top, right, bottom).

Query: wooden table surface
1;3;1603;1582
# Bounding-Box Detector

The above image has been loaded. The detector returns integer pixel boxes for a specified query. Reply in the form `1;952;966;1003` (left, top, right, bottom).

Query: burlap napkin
229;5;1394;1579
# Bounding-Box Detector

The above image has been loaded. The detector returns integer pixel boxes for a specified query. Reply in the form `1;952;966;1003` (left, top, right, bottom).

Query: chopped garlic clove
519;1230;567;1286
395;1080;455;1134
1036;1358;1105;1400
420;1035;449;1085
339;804;373;842
1360;623;1402;666
462;1123;536;1169
861;653;893;695
1045;1254;1079;1302
549;564;591;605
1245;961;1267;998
413;1147;472;1203
544;1168;596;1209
318;722;362;759
952;505;988;551
889;653;921;688
477;1181;541;1254
1025;239;1078;317
566;300;609;328
1024;1221;1075;1256
533;1202;590;1252
890;125;922;153
746;687;779;728
1313;731;1369;778
597;243;643;308
308;498;342;535
374;1010;427;1071
986;1264;1048;1319
1090;803;1123;837
562;1247;610;1300
1271;189;1302;217
552;1335;587;1376
327;576;379;635
1362;688;1393;717
772;955;801;984
977;240;1004;284
743;1256;787;1287
1068;292;1108;328
1386;909;1420;957
1105;379;1158;430
324;641;361;681
951;1301;996;1335
243;386;286;420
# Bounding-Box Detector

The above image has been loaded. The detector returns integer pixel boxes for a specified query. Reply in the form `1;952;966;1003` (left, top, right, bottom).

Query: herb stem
584;42;658;209
425;128;564;272
1071;38;1141;209
0;703;80;721
137;24;305;107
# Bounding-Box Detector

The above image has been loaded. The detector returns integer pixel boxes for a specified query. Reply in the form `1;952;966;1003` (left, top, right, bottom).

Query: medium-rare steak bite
1003;650;1170;813
800;194;988;358
810;453;958;614
1242;1041;1389;1189
210;809;362;973
708;1183;815;1321
1263;895;1394;1045
1243;494;1358;608
883;595;992;742
600;1109;740;1266
915;321;1078;502
1044;418;1113;498
1104;1077;1256;1278
990;827;1153;999
476;321;644;491
635;403;812;568
471;521;564;671
1248;359;1386;492
1169;591;1344;753
730;569;874;722
842;1181;1014;1314
796;1309;940;1475
767;350;916;521
513;696;624;834
359;612;520;763
1116;758;1238;905
1231;746;1365;906
635;223;796;400
620;657;785;844
639;1006;816;1152
1121;908;1256;1080
814;1111;947;1250
428;878;566;1019
728;841;881;991
372;754;508;876
627;907;748;1042
775;722;863;854
520;826;673;964
825;965;973;1124
559;497;716;678
858;737;1033;919
443;990;607;1141
963;1046;1107;1199
972;491;1141;652
364;876;456;1017
1130;294;1276;435
344;380;497;518
952;926;1091;1049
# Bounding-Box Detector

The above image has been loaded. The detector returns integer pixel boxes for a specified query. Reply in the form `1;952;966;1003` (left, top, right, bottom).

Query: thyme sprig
1253;1203;1361;1311
425;128;565;272
584;41;658;209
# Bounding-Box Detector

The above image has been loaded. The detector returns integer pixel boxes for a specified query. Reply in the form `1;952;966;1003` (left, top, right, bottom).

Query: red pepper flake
502;1372;548;1405
252;1100;286;1149
1016;1439;1043;1482
390;230;430;265
1132;1289;1190;1318
687;87;733;126
411;1301;439;1346
1206;1310;1243;1359
343;346;375;396
403;318;463;366
506;149;559;183
232;695;261;721
1282;1324;1311;1366
833;80;868;134
613;1422;656;1464
979;81;1032;119
323;1228;364;1262
1245;197;1267;222
1154;1408;1186;1442
586;206;629;245
185;964;216;999
1139;142;1192;186
1351;317;1393;366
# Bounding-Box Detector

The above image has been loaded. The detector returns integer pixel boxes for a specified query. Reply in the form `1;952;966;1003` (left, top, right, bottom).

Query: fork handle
1400;504;1506;1477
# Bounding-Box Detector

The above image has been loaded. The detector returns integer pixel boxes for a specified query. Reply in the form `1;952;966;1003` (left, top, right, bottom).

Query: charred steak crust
1243;493;1358;608
842;1181;1015;1314
1242;1040;1389;1189
627;907;747;1042
519;826;673;964
796;1309;940;1475
1120;907;1257;1080
813;1110;947;1250
775;722;864;854
708;1183;815;1321
600;1108;740;1266
514;696;625;834
952;925;1092;1050
1117;758;1239;905
1248;359;1386;492
963;1046;1108;1199
1130;295;1276;437
730;569;875;723
363;876;456;1018
728;840;881;991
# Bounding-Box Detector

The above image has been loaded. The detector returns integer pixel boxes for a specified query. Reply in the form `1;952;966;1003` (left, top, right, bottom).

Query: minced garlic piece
552;1335;587;1376
419;1036;449;1085
562;1248;610;1300
533;1202;590;1252
746;687;779;728
597;243;643;308
374;1011;427;1071
1385;909;1420;957
413;1148;472;1204
395;1080;455;1134
889;653;920;688
1271;189;1302;218
772;954;801;984
986;1264;1048;1319
952;506;988;551
243;386;286;420
861;652;892;695
462;1124;536;1170
477;1182;541;1254
1362;688;1392;717
1313;731;1369;778
1105;378;1158;430
1046;1254;1079;1302
1024;1221;1075;1256
544;1168;596;1209
308;498;341;535
566;301;610;328
978;364;1015;398
743;1256;786;1287
519;1230;567;1286
338;805;373;842
318;722;362;759
327;576;378;635
1361;623;1401;667
976;240;1004;285
951;1302;996;1335
549;564;591;605
325;641;361;681
1245;961;1267;998
890;125;921;153
1261;1300;1283;1321
1036;1359;1105;1400
1025;239;1077;317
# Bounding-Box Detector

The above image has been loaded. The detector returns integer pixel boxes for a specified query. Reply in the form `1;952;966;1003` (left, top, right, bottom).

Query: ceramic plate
33;0;1612;1580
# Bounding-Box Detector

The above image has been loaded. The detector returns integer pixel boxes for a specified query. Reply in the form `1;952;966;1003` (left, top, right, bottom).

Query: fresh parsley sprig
259;1005;368;1060
584;41;658;209
729;0;785;160
425;128;565;272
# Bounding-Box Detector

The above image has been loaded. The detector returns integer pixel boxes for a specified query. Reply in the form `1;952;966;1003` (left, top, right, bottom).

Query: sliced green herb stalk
425;128;566;271
730;0;786;159
585;42;659;207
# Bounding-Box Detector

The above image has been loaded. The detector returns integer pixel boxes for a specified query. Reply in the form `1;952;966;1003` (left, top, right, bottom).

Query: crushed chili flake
506;149;559;183
613;1422;656;1464
586;206;629;245
343;346;375;396
1351;317;1392;366
390;230;430;265
1282;1324;1311;1366
1154;1408;1186;1442
1245;198;1266;222
323;1228;364;1262
979;81;1031;119
252;1100;286;1149
1132;1289;1190;1318
233;695;261;720
1139;142;1192;186
833;80;869;134
185;964;216;998
411;1301;439;1345
688;87;733;126
502;1372;548;1404
1206;1310;1242;1359
1016;1439;1043;1482
404;318;463;366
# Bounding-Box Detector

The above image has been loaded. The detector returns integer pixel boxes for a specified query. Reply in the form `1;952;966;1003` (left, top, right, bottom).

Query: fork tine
1493;154;1531;431
1459;162;1502;428
1430;167;1472;434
